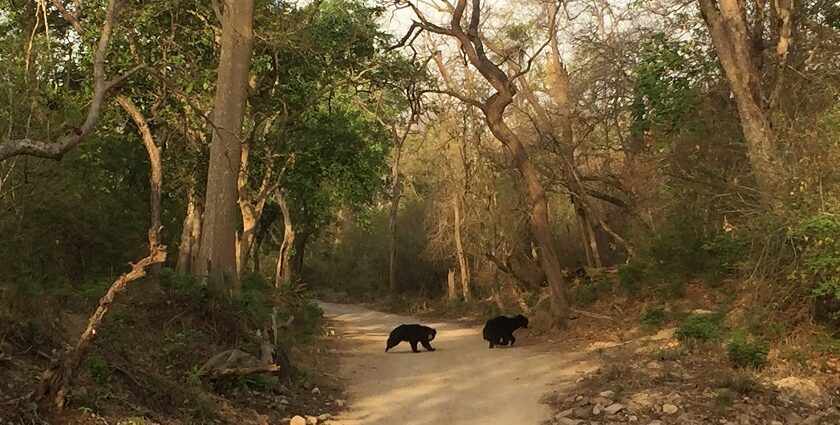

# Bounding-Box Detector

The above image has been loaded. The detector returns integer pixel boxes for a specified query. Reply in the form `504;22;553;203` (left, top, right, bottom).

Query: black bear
385;324;437;353
482;314;529;349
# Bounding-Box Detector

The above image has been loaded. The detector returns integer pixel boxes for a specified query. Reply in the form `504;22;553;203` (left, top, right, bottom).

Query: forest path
318;301;598;425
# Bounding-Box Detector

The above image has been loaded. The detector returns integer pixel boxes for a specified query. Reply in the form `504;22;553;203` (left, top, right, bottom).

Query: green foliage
159;328;209;369
630;33;705;143
814;330;840;356
96;306;138;345
639;306;668;329
306;198;444;298
573;274;612;305
618;262;645;295
85;355;112;387
727;334;769;368
237;272;275;324
790;213;840;321
633;212;748;296
237;374;279;391
10;319;46;347
700;234;749;286
158;269;212;303
676;312;725;342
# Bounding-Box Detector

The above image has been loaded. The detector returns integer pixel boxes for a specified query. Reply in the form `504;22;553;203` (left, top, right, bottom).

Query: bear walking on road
483;314;529;349
385;324;437;353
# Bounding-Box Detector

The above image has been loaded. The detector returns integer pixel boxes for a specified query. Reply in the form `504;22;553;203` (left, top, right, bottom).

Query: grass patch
727;334;769;368
714;388;736;406
676;312;725;342
574;274;612;305
639;305;668;330
618;262;645;295
718;371;760;395
815;329;840;356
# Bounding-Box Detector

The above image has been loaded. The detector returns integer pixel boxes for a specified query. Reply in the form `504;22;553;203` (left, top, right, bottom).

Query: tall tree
195;0;256;293
697;0;792;200
406;0;571;321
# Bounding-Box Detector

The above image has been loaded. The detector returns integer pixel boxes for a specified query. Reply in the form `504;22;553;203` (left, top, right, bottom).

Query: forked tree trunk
196;0;256;293
236;134;275;277
177;183;202;274
414;0;571;322
274;192;294;288
698;0;784;200
34;95;167;410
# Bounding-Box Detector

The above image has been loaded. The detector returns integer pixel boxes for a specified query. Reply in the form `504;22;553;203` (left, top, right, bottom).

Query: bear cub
385;324;437;353
483;314;529;349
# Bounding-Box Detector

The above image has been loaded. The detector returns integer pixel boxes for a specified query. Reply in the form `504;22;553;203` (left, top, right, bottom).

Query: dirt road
319;302;598;425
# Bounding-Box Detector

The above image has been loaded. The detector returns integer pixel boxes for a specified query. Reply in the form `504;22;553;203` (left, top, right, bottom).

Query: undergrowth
676;312;725;342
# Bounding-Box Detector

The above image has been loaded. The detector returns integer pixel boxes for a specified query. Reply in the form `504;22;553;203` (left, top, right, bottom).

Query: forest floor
2;284;838;425
0;280;346;425
320;300;840;425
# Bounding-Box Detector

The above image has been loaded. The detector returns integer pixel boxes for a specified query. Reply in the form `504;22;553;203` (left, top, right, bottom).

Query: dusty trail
319;302;597;425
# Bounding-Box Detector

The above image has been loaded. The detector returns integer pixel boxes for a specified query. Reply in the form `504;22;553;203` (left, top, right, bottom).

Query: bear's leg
488;341;495;348
421;340;436;352
410;340;420;353
509;334;517;346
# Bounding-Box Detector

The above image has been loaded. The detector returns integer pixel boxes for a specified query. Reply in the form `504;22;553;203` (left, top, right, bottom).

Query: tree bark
447;268;457;300
236;136;273;277
196;0;256;293
544;3;604;268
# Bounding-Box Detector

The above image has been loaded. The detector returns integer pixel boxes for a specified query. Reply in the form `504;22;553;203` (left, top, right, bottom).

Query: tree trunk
291;229;310;277
574;200;595;267
485;105;569;320
237;135;274;277
196;0;256;294
452;194;470;301
274;192;294;288
177;183;201;274
447;268;457;300
413;0;570;323
698;0;783;199
388;131;403;294
189;201;204;275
